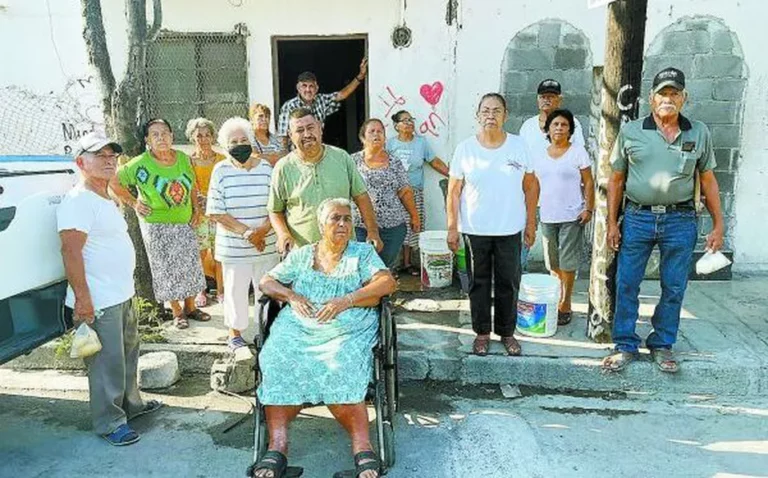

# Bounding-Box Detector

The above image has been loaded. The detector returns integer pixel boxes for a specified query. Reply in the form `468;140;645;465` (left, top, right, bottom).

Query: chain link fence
145;31;249;143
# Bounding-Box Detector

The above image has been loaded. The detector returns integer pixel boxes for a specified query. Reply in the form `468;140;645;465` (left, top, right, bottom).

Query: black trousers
463;233;522;337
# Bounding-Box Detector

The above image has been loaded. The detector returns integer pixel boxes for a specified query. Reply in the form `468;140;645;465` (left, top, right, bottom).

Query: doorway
272;35;368;152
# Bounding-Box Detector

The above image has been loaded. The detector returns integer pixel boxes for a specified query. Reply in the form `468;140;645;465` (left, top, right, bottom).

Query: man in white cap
602;68;725;374
57;131;162;446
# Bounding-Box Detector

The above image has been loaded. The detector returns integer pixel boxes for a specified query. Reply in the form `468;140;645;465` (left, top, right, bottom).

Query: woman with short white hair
206;117;279;350
252;197;396;478
185;117;225;306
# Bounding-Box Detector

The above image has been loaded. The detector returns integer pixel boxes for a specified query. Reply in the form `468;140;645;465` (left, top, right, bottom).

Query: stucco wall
2;0;767;270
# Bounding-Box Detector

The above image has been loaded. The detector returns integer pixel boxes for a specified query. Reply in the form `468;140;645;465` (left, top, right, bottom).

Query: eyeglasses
397;117;415;124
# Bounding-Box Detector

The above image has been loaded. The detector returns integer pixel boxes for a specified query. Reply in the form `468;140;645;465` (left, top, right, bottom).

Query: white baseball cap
74;131;123;157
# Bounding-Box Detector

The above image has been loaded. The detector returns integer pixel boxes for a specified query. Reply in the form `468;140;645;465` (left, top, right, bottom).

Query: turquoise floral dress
257;241;388;405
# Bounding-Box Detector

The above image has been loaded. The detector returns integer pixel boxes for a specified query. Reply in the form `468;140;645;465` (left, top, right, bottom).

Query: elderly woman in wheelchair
249;198;397;478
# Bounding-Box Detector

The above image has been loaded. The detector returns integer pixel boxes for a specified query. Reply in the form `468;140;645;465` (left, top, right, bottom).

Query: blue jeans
355;224;407;269
613;205;697;353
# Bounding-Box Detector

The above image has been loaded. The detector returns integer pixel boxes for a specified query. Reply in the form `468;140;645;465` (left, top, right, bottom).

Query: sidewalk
5;274;768;396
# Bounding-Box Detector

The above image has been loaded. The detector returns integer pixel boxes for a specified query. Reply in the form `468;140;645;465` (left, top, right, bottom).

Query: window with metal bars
145;32;248;142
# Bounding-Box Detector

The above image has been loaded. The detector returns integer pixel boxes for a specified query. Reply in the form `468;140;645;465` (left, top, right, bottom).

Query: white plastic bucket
516;274;560;337
419;230;453;288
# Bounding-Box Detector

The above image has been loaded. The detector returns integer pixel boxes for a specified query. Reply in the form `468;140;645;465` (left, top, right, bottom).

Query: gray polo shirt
610;114;716;205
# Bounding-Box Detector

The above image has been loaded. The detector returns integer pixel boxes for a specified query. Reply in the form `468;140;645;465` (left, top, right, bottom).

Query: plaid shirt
276;92;341;137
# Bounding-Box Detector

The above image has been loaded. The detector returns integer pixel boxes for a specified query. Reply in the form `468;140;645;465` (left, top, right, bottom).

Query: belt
628;201;695;213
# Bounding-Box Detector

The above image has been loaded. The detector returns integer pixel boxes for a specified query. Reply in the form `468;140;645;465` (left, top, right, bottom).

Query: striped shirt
206;158;278;263
254;134;285;155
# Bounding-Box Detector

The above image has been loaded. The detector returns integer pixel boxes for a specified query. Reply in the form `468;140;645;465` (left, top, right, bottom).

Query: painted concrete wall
2;0;767;270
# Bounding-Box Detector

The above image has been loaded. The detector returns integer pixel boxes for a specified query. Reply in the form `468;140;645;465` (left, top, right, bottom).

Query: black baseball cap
537;79;562;95
652;67;686;93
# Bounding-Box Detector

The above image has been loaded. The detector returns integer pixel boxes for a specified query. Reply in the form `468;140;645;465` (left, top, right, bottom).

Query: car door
0;163;77;365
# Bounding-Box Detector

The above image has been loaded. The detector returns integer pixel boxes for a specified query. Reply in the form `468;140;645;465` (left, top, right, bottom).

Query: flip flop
228;336;248;351
129;399;163;421
101;423;140;446
602;351;635;372
651;348;679;373
187;309;211;322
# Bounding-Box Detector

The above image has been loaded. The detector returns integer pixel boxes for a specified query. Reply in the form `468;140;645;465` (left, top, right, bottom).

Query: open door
273;35;368;152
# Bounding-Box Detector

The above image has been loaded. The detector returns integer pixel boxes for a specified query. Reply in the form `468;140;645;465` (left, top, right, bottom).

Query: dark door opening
273;36;367;152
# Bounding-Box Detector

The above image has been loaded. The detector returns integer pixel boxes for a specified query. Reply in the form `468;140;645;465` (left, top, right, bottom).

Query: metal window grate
145;32;248;142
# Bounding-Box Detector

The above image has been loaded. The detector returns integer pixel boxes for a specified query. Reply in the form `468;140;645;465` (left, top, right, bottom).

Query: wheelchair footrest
285;466;304;477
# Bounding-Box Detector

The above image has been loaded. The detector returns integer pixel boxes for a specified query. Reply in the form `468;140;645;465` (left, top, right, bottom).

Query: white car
0;159;78;364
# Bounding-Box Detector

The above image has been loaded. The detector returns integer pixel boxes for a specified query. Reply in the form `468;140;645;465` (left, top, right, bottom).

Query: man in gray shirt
602;68;725;374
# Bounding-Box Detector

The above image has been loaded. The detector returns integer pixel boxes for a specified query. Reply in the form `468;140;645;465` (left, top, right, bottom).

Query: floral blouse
351;151;410;230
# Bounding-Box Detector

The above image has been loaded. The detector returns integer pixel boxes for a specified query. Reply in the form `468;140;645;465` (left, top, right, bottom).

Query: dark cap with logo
652;67;686;93
537;79;562;95
74;131;123;157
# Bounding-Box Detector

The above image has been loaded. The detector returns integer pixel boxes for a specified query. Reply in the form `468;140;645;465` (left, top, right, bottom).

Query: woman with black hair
534;109;594;326
386;109;449;275
111;118;209;329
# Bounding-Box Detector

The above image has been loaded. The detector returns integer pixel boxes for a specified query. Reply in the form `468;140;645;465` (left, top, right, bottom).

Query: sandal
651;348;679;374
472;335;490;356
228;335;248;351
333;450;380;478
246;450;304;478
129;399;163;421
187;309;211;322
195;291;208;308
501;336;522;356
557;311;572;326
173;315;189;329
602;351;635;372
101;423;140;446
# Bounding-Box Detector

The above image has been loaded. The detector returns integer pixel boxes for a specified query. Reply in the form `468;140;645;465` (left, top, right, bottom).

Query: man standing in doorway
58;132;162;446
602;68;725;374
276;57;368;148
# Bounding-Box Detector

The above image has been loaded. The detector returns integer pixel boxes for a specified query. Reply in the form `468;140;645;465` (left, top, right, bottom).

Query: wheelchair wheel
382;420;395;471
252;397;268;462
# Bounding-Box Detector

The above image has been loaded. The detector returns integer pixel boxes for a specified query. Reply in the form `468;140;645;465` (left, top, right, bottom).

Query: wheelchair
250;294;399;476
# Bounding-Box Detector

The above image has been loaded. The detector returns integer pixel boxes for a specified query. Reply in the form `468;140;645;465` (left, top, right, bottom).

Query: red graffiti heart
420;82;444;106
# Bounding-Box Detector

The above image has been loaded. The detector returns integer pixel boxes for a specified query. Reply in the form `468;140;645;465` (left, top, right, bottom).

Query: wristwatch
242;229;254;239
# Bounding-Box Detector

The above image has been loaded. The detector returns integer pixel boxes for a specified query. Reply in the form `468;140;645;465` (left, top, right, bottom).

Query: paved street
1;371;767;478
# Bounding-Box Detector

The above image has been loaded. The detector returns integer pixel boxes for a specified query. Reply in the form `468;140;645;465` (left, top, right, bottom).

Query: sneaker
228;336;247;351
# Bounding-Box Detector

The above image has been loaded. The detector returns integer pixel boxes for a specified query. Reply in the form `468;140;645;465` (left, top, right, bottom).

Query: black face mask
229;144;252;163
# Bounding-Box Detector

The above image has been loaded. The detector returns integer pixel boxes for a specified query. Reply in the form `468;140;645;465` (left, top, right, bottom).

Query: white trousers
222;256;279;331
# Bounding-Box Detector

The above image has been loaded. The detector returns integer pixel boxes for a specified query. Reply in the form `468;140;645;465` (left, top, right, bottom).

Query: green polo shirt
267;145;367;246
610;114;716;205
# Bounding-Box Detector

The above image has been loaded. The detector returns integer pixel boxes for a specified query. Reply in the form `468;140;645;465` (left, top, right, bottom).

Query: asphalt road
1;374;767;478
